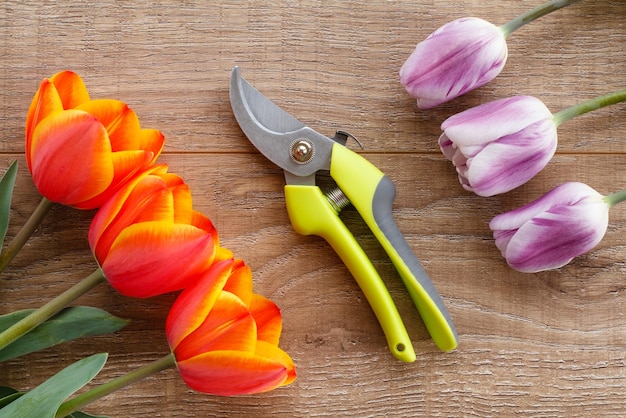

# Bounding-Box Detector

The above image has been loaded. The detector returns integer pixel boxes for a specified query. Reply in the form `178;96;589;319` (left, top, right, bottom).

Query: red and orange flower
166;258;296;395
88;164;219;297
26;71;164;209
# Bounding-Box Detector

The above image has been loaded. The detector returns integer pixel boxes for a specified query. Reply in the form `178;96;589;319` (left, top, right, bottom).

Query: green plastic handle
285;184;417;362
329;144;458;352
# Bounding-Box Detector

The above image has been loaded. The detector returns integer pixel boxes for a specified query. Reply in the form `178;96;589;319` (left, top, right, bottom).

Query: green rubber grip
285;184;416;362
329;144;458;352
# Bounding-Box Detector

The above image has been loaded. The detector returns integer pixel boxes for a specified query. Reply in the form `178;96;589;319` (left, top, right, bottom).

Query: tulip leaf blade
0;386;23;408
0;160;18;250
0;387;107;418
0;307;129;362
67;411;109;418
0;353;107;418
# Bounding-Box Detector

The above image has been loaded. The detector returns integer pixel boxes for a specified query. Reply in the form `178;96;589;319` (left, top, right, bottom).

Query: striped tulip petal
490;182;610;272
29;110;114;205
101;221;217;297
175;348;294;396
174;291;257;361
26;72;164;209
166;259;234;350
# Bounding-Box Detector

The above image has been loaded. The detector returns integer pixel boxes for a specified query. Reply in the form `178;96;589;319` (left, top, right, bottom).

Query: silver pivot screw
290;139;314;164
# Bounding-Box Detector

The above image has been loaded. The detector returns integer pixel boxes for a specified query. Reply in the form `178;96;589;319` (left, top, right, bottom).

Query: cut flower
88;164;219;297
489;182;610;273
400;17;507;110
439;95;557;197
166;258;296;396
26;71;164;209
399;0;585;108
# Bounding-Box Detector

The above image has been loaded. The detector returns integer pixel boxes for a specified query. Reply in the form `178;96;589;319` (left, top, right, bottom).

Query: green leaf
0;307;129;362
0;386;23;408
67;411;109;418
0;353;107;418
0;387;18;399
0;161;18;249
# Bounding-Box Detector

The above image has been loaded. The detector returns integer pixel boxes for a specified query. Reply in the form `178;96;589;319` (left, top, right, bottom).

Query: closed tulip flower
400;0;584;108
489;182;626;273
439;88;626;196
400;17;507;110
88;164;219;297
26;71;164;209
166;258;296;396
439;95;557;197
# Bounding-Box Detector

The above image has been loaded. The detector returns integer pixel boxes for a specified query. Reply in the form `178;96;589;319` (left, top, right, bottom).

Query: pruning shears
229;66;457;362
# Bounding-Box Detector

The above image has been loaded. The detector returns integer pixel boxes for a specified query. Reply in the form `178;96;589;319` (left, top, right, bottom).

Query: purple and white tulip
489;182;610;273
439;95;557;197
399;17;507;109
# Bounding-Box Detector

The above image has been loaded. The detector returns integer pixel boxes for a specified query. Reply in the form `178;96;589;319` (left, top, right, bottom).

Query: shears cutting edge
229;66;457;362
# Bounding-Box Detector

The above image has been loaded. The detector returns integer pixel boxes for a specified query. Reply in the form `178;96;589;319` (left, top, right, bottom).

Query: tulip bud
400;17;507;109
26;72;164;209
489;182;610;273
439;96;557;197
166;259;296;396
88;164;219;297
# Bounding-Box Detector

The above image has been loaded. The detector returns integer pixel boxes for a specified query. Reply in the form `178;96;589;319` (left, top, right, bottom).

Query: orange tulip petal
249;294;283;345
90;173;191;259
213;246;234;262
171;186;195;225
30;110;114;206
176;350;292;396
76;100;164;162
25;79;64;163
166;259;234;349
175;291;256;361
222;260;253;307
102;221;216;297
191;211;219;241
92;178;173;259
49;71;90;109
137;128;165;163
76;99;138;148
88;165;171;254
254;341;296;387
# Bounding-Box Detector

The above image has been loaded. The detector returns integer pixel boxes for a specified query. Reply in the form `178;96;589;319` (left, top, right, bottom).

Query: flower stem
0;268;106;351
0;196;54;274
552;89;626;126
55;353;176;418
604;189;626;208
500;0;585;36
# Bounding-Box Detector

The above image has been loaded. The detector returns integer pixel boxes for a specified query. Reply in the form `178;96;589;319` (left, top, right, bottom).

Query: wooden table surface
1;1;625;416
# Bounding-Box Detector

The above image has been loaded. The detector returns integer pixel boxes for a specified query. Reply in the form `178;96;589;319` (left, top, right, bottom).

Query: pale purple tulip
400;17;507;109
489;182;609;273
439;95;557;197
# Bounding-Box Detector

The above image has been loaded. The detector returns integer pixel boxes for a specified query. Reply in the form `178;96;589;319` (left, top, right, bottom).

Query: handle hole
396;343;405;352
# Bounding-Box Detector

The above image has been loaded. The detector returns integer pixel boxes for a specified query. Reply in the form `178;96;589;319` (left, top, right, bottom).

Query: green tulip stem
0;196;54;274
605;189;626;208
552;89;626;127
0;268;106;351
55;353;177;418
500;0;585;36
554;89;626;126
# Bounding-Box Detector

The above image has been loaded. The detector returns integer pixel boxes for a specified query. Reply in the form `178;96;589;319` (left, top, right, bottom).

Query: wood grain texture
1;1;625;417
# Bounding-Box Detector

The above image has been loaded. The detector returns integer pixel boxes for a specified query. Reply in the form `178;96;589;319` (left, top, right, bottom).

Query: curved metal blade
229;67;332;177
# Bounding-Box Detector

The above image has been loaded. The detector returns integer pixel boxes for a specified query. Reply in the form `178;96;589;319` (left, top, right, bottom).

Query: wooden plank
1;0;625;416
0;1;624;154
1;152;624;416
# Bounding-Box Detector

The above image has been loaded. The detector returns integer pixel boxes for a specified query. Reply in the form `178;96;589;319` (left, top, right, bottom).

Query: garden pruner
229;66;457;362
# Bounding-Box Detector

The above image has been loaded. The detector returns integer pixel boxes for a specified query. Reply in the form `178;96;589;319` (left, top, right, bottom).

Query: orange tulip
88;164;219;297
166;258;296;396
26;71;164;209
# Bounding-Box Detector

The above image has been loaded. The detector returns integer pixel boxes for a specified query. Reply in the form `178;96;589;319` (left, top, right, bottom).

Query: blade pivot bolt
290;139;314;164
